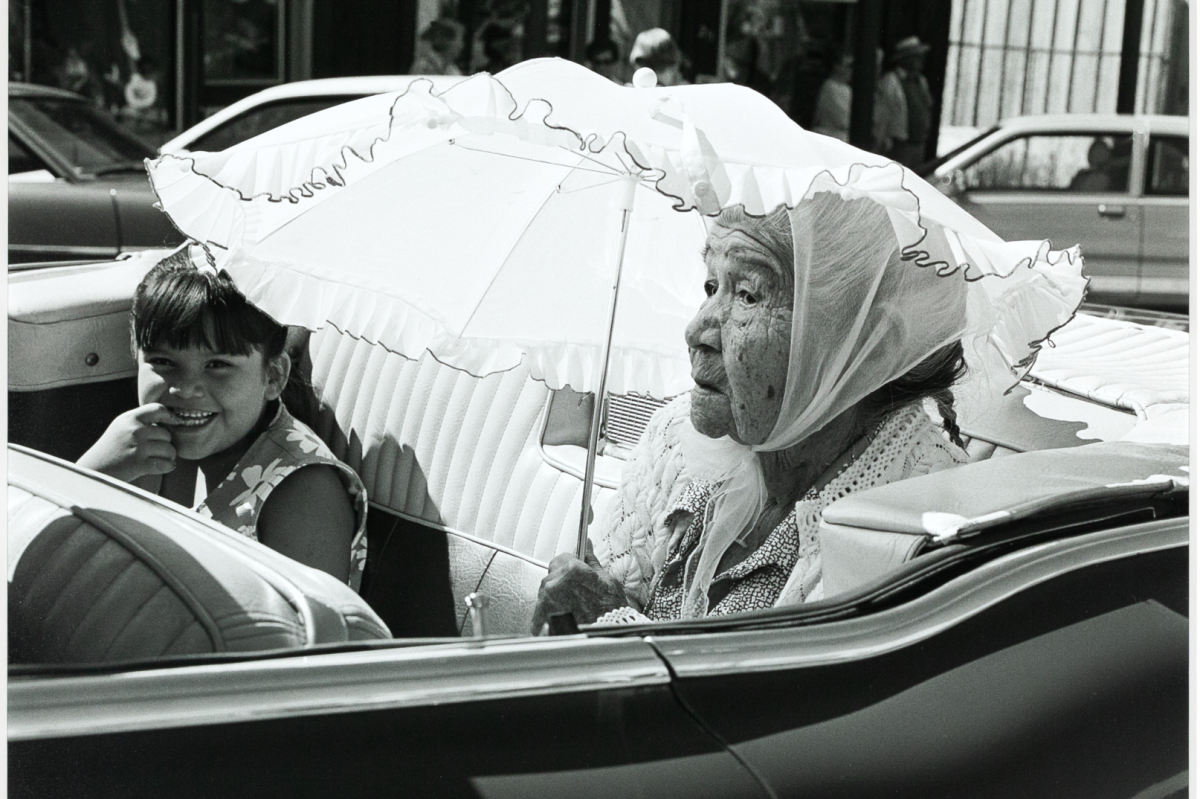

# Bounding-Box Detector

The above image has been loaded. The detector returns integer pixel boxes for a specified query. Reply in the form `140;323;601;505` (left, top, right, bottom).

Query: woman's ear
265;352;291;401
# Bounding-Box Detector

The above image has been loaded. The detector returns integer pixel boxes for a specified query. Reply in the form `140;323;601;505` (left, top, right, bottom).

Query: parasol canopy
147;59;1087;558
147;58;1084;400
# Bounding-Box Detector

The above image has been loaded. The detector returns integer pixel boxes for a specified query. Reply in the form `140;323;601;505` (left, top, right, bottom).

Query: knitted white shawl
592;394;967;609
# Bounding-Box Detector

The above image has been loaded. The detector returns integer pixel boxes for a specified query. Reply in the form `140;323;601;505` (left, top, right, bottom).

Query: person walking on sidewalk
878;36;933;168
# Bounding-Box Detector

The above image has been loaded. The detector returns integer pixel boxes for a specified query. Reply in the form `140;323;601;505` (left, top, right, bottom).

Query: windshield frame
917;124;1001;177
8;96;156;179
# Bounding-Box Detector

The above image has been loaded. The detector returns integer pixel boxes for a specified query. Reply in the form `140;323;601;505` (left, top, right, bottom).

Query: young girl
78;244;368;591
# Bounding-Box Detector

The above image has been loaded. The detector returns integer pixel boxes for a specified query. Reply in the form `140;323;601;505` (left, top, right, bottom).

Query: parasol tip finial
632;67;658;89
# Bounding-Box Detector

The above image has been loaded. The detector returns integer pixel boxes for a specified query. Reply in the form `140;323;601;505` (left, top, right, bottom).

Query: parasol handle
576;174;639;560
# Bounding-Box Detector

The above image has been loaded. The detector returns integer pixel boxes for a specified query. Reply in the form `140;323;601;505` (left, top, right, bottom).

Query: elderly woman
532;191;977;629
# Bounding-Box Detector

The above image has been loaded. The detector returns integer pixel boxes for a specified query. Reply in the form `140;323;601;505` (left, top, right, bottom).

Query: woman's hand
77;403;177;483
530;542;628;634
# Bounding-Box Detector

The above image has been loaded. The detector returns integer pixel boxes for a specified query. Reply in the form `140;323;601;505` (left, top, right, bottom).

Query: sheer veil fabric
677;192;1051;619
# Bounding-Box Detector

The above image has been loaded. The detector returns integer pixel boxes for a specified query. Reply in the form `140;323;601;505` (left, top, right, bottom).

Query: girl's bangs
134;269;281;356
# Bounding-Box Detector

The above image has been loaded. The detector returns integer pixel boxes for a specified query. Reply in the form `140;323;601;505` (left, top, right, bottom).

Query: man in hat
878;36;933;169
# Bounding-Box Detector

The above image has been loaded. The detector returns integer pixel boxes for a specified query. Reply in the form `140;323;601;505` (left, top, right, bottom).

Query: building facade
942;0;1188;128
7;0;1187;148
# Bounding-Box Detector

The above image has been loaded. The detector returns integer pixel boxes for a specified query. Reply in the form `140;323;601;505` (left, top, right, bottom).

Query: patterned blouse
595;399;967;623
195;402;369;592
644;479;804;619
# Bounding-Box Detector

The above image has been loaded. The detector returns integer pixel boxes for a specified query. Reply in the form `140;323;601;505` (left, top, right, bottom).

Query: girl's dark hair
133;248;287;358
131;247;318;426
862;340;969;449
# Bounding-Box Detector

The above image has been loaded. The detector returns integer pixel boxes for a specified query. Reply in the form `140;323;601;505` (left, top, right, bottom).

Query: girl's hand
77;403;178;483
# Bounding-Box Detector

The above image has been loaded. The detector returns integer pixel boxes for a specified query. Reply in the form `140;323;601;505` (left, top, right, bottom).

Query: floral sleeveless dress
195;402;368;592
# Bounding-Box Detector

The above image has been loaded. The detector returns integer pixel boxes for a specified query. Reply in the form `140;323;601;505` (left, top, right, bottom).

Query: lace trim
593;606;652;626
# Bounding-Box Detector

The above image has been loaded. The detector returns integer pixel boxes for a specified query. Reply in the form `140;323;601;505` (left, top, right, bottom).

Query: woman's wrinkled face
685;223;793;445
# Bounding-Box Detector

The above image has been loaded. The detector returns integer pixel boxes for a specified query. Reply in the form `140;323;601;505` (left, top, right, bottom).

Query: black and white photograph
6;0;1193;796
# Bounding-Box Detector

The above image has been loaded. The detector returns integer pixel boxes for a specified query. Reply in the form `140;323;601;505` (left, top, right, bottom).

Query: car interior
7;251;1190;666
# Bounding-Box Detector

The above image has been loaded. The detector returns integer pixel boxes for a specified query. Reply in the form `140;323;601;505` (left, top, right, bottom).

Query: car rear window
189;96;368;152
8;133;48;174
1145;135;1188;196
9;97;154;174
963;133;1133;193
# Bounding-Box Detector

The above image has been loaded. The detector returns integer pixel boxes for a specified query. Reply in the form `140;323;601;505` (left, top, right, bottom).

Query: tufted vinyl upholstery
9;447;390;665
308;328;618;635
1030;313;1188;417
953;313;1189;461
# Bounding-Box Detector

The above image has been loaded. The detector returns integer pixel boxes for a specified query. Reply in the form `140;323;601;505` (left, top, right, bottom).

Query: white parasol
147;58;1086;557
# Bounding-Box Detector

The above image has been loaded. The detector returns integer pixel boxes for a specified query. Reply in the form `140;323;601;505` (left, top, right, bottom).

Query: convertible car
8;251;1189;798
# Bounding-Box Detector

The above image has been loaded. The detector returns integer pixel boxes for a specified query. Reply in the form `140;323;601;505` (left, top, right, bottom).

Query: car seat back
9;446;390;665
306;327;619;636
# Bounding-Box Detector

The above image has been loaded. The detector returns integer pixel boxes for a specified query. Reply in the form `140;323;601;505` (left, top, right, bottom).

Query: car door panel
9;638;768;799
952;131;1142;306
110;180;186;251
660;536;1187;798
958;193;1142;302
8;180;120;263
1140;197;1189;306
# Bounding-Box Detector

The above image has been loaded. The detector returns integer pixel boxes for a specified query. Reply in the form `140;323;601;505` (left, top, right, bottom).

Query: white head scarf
678;192;970;618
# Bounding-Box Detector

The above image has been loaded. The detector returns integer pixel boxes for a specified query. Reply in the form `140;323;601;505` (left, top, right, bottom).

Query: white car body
926;114;1189;309
158;76;465;156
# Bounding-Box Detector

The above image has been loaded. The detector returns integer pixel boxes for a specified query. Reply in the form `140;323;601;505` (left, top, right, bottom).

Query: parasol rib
449;141;622;176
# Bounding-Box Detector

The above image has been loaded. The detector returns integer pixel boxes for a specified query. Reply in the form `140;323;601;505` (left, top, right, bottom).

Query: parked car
8;78;462;269
158;76;463;156
920;114;1189;311
7;83;182;266
7;252;1188;798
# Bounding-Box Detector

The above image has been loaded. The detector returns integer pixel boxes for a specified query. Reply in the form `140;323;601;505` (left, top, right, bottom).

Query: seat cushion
1030;313;1189;416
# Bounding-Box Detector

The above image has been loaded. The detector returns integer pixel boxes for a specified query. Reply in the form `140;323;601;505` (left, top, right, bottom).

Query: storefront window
202;0;285;117
719;0;849;127
204;0;283;82
17;0;174;143
10;0;31;82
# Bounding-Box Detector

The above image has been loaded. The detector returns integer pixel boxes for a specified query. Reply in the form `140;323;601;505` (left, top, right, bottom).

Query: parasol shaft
577;174;640;560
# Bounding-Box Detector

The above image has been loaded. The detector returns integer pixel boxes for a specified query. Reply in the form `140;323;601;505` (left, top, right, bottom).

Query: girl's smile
166;409;218;427
138;345;287;462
